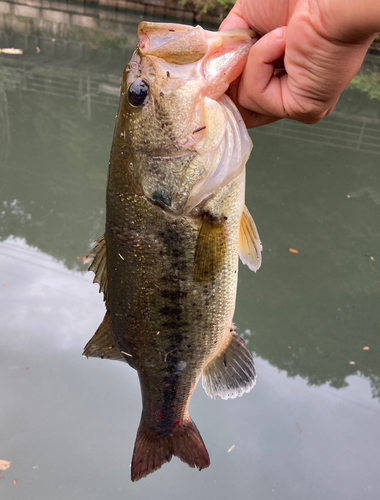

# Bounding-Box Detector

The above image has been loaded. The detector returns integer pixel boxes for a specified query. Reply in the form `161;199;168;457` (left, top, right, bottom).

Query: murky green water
1;3;379;499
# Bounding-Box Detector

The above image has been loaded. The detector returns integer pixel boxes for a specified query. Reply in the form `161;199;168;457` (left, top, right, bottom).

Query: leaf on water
0;48;23;54
289;248;299;254
0;460;11;471
77;256;92;264
362;346;370;351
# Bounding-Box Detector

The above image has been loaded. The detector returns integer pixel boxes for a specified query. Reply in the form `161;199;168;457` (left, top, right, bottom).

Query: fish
83;21;262;482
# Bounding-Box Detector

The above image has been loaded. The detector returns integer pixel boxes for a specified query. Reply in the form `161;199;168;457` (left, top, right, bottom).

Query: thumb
238;27;288;118
219;1;249;31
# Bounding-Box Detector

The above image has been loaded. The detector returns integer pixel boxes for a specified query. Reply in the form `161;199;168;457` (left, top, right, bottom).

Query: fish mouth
137;22;258;66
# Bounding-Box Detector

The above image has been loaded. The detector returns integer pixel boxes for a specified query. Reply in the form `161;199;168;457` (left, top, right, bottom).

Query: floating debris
77;256;92;265
0;48;23;54
0;460;11;471
13;479;17;485
295;423;303;433
289;248;299;254
227;445;235;453
362;346;370;351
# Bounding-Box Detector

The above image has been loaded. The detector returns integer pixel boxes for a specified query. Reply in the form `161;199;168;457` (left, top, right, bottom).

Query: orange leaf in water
362;346;370;351
77;256;92;265
0;460;11;470
289;248;299;254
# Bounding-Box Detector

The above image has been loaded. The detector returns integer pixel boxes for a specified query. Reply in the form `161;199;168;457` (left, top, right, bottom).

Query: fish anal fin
131;417;210;482
83;312;124;362
239;205;262;272
202;327;256;400
194;215;227;282
88;234;109;304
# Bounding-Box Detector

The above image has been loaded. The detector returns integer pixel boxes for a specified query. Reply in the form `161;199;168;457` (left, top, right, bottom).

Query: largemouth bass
84;22;262;482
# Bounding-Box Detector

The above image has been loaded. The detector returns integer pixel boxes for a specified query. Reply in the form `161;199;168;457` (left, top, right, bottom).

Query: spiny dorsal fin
88;234;108;304
194;215;227;282
83;312;124;362
239;205;262;272
202;326;256;400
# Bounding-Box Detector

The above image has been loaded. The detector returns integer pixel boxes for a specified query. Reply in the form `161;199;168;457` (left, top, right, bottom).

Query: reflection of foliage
236;127;380;397
1;51;379;398
179;0;235;15
348;71;380;100
0;65;21;90
0;80;112;271
68;25;130;50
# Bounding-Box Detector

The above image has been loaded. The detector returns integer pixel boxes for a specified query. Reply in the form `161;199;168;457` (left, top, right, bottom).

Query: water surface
1;4;379;499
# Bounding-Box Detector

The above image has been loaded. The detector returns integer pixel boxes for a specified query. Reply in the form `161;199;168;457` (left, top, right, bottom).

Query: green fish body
84;22;262;481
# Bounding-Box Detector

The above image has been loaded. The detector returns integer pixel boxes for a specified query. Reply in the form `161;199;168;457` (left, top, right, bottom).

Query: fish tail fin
170;418;210;471
131;418;210;482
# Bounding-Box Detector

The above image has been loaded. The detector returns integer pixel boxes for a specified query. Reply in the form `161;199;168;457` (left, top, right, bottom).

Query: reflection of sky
1;237;379;499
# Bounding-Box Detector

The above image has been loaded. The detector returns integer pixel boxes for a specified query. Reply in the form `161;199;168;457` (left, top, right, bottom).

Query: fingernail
274;27;283;38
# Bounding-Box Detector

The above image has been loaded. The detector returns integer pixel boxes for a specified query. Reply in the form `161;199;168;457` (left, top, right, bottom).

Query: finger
238;27;288;118
244;112;281;128
219;2;249;31
226;77;279;128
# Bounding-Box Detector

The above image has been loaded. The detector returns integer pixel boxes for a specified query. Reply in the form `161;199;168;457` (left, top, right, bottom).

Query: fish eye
128;79;150;107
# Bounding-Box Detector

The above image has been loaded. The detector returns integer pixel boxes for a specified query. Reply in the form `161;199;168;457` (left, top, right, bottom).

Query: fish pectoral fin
194;215;227;282
83;312;124;362
88;234;108;304
239;205;262;272
202;327;256;400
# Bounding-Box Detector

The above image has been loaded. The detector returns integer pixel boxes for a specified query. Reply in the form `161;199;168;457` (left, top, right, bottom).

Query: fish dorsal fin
202;327;256;400
88;234;108;304
83;312;124;362
194;215;227;282
239;205;262;272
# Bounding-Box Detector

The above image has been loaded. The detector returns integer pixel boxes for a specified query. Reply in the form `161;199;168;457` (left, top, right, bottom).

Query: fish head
115;22;256;213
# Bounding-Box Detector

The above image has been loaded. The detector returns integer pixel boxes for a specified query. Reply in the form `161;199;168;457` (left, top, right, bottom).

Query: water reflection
1;4;379;498
1;9;379;398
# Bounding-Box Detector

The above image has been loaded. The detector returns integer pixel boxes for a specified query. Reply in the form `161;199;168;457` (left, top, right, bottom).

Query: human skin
220;0;380;127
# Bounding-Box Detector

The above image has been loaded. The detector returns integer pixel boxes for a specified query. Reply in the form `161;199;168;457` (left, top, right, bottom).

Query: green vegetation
348;70;380;100
68;25;131;50
179;0;235;16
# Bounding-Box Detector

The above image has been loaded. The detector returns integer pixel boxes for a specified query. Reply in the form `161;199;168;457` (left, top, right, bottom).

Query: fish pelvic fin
83;312;124;362
131;418;210;482
202;326;256;400
239;205;262;272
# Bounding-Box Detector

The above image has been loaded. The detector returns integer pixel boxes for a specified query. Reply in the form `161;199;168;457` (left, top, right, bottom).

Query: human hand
220;0;380;127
